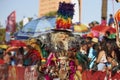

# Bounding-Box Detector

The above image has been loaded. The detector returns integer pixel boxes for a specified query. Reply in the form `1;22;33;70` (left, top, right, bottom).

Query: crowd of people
89;14;115;29
0;13;120;79
0;30;119;80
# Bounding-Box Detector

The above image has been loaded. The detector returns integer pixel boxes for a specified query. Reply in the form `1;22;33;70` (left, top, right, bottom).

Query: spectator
96;43;108;71
16;47;24;66
76;41;89;72
3;52;11;65
0;49;5;64
88;38;98;69
108;14;114;27
101;17;107;26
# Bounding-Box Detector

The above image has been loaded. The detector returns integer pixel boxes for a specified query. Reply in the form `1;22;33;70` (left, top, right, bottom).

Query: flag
6;11;16;33
114;9;120;47
114;9;120;34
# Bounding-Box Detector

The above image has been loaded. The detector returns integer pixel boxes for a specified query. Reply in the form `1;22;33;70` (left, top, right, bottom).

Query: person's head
98;42;106;51
85;37;92;42
110;14;113;17
80;41;88;52
88;23;94;28
102;17;106;20
105;31;110;37
0;49;5;59
23;45;33;55
91;37;98;45
93;43;99;50
3;52;11;64
107;54;113;63
19;47;24;54
111;47;120;62
86;41;92;48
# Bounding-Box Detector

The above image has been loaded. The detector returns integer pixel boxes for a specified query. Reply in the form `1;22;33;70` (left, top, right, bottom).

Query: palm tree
101;0;108;20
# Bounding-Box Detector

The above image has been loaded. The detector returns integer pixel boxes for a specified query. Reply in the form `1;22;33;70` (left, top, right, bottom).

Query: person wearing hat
91;37;99;43
76;41;89;72
29;38;43;58
88;37;98;69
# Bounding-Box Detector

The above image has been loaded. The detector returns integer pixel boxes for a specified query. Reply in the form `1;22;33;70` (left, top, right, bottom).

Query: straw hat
92;37;98;43
29;38;37;44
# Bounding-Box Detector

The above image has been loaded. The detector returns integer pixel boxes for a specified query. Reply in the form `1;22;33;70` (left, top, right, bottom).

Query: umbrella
92;25;106;32
9;40;26;47
16;16;56;39
107;27;116;33
73;24;89;32
0;44;8;49
91;25;116;34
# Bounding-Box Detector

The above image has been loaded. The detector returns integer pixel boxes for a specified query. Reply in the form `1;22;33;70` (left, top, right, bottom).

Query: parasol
91;25;116;34
16;16;56;39
73;24;89;32
5;46;19;53
0;44;8;49
9;40;26;47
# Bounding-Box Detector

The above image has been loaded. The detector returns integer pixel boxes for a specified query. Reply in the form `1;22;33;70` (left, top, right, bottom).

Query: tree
28;17;33;22
16;17;33;31
101;0;108;20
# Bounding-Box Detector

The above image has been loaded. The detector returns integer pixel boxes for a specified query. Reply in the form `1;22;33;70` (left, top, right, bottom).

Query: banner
114;9;120;47
0;64;9;80
8;66;38;80
0;65;120;80
6;11;16;33
8;66;25;80
0;28;6;42
24;66;38;80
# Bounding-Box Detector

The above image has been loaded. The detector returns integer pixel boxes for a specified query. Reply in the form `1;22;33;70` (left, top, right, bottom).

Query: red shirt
0;59;4;64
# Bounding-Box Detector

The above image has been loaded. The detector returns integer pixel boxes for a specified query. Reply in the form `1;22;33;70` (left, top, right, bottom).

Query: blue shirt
108;18;114;25
88;47;97;69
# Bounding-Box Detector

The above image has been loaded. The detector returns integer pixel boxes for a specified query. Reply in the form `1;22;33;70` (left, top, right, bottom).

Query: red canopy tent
91;25;116;34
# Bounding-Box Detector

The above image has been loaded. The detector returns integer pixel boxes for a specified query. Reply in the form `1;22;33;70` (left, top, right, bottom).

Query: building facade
38;0;70;17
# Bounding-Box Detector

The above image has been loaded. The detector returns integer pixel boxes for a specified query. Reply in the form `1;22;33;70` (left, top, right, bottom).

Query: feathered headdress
56;2;75;29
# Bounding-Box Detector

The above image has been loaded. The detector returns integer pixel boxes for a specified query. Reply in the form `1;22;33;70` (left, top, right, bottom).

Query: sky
0;0;120;27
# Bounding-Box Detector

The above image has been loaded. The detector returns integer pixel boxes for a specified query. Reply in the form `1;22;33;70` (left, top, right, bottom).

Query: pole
79;0;82;23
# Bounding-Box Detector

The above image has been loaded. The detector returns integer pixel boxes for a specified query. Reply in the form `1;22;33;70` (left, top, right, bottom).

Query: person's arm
96;51;103;63
88;48;93;61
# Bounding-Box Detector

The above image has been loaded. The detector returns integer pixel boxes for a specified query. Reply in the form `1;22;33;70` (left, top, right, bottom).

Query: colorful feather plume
56;2;75;29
